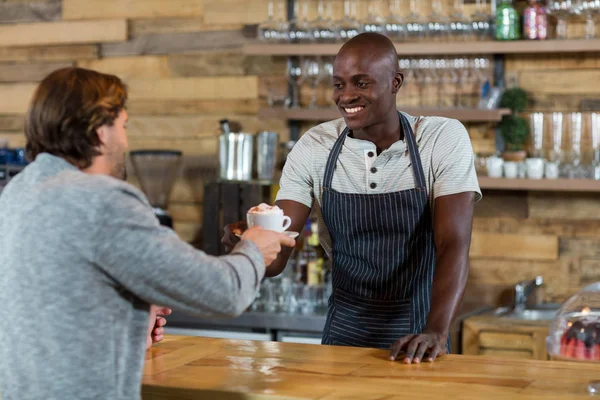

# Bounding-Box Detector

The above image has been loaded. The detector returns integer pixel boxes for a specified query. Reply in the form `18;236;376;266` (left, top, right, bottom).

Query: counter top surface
142;335;600;399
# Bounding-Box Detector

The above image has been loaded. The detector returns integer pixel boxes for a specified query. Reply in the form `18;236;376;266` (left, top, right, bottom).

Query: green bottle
495;0;520;40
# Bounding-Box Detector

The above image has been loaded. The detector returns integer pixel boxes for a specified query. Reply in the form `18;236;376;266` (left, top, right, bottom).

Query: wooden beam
0;0;61;24
100;30;245;58
470;232;559;261
0;83;36;114
0;44;98;62
203;0;269;25
0;19;127;48
126;99;260;116
77;56;170;81
0;115;25;131
0;62;72;83
528;192;600;220
127;76;258;101
62;0;203;20
130;18;241;37
127;116;285;139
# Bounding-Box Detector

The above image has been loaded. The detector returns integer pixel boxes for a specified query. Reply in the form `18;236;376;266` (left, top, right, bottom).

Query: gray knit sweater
0;153;265;399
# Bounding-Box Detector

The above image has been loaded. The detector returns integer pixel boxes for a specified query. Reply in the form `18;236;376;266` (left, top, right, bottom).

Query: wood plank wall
0;0;599;309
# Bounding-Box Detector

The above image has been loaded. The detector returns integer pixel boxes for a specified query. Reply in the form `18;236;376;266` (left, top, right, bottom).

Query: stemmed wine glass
336;0;362;41
258;0;289;42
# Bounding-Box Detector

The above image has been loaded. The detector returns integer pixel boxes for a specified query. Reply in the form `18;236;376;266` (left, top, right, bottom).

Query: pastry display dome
546;282;600;362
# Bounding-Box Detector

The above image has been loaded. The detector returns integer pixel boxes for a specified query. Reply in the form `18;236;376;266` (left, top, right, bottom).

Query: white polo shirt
275;112;482;256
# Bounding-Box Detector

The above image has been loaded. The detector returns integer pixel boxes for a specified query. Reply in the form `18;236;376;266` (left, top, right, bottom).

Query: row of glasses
286;56;334;108
548;0;600;39
399;56;494;109
273;55;494;110
259;0;494;43
250;277;332;315
529;112;600;179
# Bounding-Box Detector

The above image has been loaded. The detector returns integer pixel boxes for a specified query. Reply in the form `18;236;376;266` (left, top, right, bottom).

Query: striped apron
321;111;437;349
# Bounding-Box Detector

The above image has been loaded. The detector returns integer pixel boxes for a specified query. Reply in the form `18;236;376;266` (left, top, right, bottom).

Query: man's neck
352;111;403;154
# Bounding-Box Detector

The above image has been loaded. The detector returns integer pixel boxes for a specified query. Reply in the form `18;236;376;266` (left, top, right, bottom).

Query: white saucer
236;231;299;239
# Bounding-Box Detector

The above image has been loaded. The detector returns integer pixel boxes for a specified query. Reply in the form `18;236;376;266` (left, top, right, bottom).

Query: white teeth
344;106;364;114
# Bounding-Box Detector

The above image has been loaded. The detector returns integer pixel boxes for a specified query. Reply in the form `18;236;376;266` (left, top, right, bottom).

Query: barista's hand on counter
241;226;295;265
389;330;448;364
221;221;247;253
151;307;172;345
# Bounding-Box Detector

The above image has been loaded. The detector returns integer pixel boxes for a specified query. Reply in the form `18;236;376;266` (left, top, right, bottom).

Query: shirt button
367;151;374;157
370;182;377;189
370;167;377;173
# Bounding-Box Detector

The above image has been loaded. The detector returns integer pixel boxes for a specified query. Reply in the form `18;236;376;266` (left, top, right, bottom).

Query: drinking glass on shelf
312;0;337;42
385;0;407;40
286;63;302;109
361;0;387;34
589;112;600;179
471;0;493;40
545;112;564;179
301;57;323;108
258;0;289;42
577;0;600;38
547;0;576;39
289;0;313;43
336;0;362;41
562;112;586;178
427;0;451;41
405;0;426;41
530;112;545;159
449;0;473;40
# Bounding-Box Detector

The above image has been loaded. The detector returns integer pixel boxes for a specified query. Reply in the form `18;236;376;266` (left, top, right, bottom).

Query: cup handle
281;216;292;231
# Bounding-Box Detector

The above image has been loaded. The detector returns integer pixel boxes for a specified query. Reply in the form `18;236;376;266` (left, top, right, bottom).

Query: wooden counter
142;335;600;399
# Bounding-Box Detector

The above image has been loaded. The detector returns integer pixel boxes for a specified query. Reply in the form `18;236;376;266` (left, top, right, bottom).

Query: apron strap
399;112;427;189
322;112;427;190
323;126;348;189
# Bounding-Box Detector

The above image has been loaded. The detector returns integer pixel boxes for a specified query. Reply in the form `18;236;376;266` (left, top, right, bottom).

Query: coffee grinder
129;150;182;228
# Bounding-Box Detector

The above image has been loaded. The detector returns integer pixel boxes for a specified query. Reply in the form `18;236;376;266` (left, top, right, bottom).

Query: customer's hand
221;221;247;253
241;226;295;265
147;307;172;349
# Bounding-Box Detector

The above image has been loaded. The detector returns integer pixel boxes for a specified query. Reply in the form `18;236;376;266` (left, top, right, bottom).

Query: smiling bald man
223;32;482;363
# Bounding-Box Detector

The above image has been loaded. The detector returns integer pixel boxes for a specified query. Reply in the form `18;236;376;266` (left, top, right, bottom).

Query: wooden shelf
478;177;600;192
259;107;510;122
244;39;600;56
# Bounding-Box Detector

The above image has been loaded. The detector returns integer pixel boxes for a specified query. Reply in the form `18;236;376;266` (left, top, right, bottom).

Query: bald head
331;33;404;133
337;33;399;74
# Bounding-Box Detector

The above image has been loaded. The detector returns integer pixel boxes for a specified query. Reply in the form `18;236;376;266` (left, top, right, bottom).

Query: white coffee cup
503;161;518;179
487;156;504;178
526;158;545;179
247;209;291;232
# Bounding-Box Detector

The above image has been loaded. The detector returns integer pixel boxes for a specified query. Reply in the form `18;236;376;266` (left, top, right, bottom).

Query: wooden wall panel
470;232;559;261
528;193;600;220
0;131;27;148
203;0;269;24
77;56;170;80
129;18;241;37
62;0;203;20
0;83;36;114
519;69;600;96
0;19;127;47
0;44;98;62
127;76;259;101
0;62;71;83
100;30;246;57
0;115;25;132
126;99;260;116
127;116;286;138
0;0;61;24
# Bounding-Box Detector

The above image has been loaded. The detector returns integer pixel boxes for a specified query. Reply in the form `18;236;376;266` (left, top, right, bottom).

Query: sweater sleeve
93;184;265;318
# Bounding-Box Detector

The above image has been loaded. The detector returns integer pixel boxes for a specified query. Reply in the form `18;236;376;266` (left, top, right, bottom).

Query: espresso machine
129;150;182;228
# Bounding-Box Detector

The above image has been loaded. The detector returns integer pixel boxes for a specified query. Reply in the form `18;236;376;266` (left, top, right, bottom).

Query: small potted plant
499;87;528;178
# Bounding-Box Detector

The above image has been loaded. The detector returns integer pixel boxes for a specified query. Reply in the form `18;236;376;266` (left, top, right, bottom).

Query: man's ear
96;125;108;147
392;71;404;94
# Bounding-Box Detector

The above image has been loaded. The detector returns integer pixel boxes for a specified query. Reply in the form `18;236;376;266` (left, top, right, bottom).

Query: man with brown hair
0;67;295;399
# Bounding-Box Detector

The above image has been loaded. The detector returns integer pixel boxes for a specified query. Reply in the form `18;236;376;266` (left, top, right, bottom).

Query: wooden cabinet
462;315;551;360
